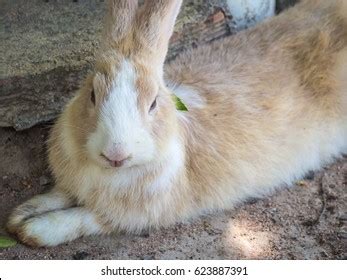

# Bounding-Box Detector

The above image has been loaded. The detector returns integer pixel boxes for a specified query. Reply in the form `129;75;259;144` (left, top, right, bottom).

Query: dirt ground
0;125;346;260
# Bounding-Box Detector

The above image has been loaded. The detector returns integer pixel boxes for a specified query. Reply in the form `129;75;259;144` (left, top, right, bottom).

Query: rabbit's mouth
99;153;132;168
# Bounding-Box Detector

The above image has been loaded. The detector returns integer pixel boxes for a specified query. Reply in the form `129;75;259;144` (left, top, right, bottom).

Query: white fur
57;132;186;233
169;82;206;109
147;136;185;194
22;208;102;247
7;191;73;228
87;59;155;167
72;135;185;201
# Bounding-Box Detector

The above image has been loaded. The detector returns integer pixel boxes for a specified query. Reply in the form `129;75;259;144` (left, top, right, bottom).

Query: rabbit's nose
101;150;130;167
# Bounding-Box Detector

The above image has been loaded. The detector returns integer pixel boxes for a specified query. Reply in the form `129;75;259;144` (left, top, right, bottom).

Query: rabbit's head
71;0;183;169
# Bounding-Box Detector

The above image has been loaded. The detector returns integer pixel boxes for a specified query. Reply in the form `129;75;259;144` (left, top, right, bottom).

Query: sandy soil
0;126;346;260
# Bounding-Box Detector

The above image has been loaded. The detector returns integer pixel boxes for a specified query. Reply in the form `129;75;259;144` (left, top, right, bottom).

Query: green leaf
172;94;188;111
0;236;17;248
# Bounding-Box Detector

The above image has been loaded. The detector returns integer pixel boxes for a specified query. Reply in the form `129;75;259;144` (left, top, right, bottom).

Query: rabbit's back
168;0;347;97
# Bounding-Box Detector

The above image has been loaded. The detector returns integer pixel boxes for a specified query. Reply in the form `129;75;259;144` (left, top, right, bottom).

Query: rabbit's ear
103;0;138;46
135;0;183;65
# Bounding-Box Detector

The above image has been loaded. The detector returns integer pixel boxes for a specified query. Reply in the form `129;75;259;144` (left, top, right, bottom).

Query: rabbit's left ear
135;0;183;65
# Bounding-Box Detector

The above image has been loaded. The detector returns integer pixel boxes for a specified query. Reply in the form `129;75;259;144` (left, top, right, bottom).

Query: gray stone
39;175;51;186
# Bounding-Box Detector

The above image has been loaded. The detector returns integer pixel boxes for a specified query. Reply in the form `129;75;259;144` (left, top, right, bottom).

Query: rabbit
7;0;347;247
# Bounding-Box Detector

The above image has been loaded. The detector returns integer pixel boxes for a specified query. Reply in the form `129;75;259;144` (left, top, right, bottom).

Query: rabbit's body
8;0;347;247
166;0;347;210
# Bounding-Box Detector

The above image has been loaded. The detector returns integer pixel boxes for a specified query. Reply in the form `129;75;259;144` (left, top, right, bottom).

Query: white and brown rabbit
7;0;347;247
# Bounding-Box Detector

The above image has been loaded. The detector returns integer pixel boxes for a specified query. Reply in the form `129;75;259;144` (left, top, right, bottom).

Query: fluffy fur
7;0;347;247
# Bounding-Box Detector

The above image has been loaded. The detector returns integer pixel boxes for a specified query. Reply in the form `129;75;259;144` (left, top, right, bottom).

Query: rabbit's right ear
135;0;183;66
103;0;138;47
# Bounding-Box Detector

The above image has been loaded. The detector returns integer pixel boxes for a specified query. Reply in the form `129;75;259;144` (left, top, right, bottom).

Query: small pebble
39;175;50;186
338;213;347;221
337;231;347;239
304;170;315;180
142;255;155;260
296;180;308;187
72;251;89;260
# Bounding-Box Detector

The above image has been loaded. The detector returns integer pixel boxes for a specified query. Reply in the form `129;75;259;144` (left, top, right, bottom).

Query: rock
304;170;315;181
337;231;347;239
338;213;347;221
72;251;89;260
142;254;155;260
39;175;50;186
226;0;275;30
296;180;308;187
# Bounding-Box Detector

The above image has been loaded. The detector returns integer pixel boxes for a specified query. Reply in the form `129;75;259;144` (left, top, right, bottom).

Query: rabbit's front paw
15;212;71;247
11;207;104;247
7;191;73;237
7;203;38;235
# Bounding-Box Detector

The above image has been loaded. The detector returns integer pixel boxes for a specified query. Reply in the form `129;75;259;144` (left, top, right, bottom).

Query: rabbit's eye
149;97;157;112
91;89;96;105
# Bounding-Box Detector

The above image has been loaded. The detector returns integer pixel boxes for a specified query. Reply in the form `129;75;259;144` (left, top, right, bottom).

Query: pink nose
101;151;130;167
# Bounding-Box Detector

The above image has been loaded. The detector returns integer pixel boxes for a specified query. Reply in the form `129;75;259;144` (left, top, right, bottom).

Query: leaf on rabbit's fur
0;236;17;248
172;94;188;111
